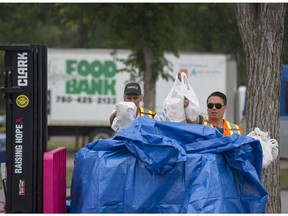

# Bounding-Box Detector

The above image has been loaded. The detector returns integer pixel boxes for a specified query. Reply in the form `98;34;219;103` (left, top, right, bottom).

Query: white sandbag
180;73;200;122
160;72;200;122
111;102;137;131
247;128;279;169
160;97;186;122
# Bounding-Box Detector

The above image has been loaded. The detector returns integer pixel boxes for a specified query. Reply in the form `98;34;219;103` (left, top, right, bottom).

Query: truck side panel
47;49;237;139
48;49;131;127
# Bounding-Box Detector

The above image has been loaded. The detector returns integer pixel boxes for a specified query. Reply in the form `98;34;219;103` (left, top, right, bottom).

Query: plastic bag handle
180;72;190;90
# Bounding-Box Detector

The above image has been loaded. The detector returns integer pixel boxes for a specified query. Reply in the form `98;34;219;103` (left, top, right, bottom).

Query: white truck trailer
47;49;238;143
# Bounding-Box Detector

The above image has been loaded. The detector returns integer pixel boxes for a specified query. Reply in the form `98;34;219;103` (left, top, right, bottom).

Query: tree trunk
142;46;156;111
234;3;286;213
78;19;89;48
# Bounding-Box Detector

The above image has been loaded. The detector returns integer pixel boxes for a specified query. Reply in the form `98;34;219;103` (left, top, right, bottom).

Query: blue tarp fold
70;117;267;213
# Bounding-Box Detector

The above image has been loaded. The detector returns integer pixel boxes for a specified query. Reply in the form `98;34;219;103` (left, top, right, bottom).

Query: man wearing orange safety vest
178;69;242;136
109;82;157;126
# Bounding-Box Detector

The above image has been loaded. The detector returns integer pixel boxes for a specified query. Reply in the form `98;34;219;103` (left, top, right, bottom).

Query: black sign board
0;44;47;213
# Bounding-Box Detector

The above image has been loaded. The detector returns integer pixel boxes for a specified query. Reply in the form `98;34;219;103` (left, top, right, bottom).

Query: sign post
0;44;47;213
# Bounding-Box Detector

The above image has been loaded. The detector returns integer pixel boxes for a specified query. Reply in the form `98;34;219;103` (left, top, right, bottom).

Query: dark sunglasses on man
207;103;225;109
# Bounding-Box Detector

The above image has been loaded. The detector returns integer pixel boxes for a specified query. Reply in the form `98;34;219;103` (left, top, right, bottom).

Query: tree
0;4;65;46
58;3;181;110
99;4;181;110
281;9;288;63
234;3;286;213
178;3;247;85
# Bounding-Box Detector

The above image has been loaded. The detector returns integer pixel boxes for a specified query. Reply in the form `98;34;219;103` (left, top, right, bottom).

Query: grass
47;136;82;153
47;137;79;188
67;165;74;188
280;169;288;189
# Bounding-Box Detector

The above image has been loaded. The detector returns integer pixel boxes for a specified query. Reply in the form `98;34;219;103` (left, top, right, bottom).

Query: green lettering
78;60;90;77
90;61;103;78
66;60;77;74
104;61;116;78
78;79;93;94
91;79;103;95
66;79;77;93
104;79;116;95
65;79;118;95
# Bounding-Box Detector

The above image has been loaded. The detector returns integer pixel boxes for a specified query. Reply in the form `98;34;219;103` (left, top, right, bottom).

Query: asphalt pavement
282;190;288;213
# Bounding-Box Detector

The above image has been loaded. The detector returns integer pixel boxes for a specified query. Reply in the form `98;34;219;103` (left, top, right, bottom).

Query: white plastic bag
247;128;279;169
180;73;200;121
160;97;185;122
111;102;137;131
160;72;200;122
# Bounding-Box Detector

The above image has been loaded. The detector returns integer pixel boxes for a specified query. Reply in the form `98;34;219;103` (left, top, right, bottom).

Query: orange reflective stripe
203;117;217;128
225;120;233;136
203;117;210;126
139;107;155;118
234;124;241;134
202;117;242;136
223;120;242;135
148;110;152;116
139;107;144;116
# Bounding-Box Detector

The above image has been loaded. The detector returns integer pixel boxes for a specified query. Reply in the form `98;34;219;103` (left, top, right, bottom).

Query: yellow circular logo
16;95;29;108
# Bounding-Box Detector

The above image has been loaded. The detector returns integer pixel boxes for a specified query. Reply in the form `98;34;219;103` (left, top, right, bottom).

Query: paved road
282;190;288;213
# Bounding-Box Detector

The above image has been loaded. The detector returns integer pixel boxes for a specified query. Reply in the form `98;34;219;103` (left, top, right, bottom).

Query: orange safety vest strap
202;117;242;136
203;116;210;126
223;120;242;136
139;106;156;118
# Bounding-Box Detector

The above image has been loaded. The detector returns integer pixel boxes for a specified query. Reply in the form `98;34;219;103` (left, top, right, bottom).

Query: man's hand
177;68;188;81
109;110;117;126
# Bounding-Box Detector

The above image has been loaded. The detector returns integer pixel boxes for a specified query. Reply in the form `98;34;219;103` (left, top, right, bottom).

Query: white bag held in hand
111;102;137;131
180;73;200;122
160;72;200;122
247;127;279;169
160;97;185;122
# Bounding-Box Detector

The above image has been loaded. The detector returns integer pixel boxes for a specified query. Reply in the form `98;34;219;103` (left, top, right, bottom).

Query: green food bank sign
65;60;117;95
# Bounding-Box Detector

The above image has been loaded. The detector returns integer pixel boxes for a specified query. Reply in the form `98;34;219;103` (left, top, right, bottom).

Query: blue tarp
70;117;268;213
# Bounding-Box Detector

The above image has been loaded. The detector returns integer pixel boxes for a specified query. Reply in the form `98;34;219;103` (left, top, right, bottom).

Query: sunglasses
207;103;225;109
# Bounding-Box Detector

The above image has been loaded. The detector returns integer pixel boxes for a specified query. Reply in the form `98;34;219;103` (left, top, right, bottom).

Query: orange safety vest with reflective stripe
202;116;242;136
139;106;156;119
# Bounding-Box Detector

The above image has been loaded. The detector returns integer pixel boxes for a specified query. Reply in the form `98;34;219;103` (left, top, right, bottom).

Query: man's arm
109;110;117;126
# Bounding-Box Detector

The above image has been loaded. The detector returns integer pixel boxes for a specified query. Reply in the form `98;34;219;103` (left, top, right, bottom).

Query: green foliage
177;3;247;85
0;3;248;79
0;3;266;92
282;9;288;64
58;3;182;82
103;4;182;82
280;168;288;189
0;3;63;46
57;3;124;48
178;4;242;52
0;3;253;113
